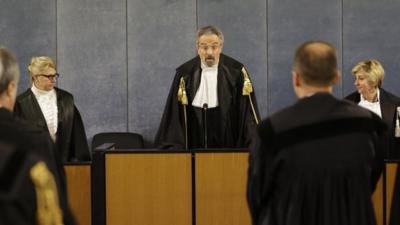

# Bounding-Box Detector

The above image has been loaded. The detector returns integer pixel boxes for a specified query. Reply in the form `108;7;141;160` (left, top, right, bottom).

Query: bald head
293;41;338;87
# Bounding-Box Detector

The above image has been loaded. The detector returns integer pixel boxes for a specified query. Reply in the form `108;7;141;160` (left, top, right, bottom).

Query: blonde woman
14;56;90;162
345;59;400;159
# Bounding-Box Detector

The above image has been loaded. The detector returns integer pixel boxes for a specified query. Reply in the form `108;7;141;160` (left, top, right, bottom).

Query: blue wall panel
343;0;400;97
197;0;268;118
268;0;342;113
0;0;56;91
127;0;197;143
2;0;400;145
57;0;127;142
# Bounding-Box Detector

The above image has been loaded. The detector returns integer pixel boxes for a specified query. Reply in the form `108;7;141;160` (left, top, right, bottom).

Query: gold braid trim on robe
241;67;259;124
177;76;189;148
30;161;64;225
242;67;254;96
178;77;188;105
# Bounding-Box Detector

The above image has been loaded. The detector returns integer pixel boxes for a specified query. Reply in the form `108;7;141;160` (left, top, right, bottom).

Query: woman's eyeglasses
37;73;60;80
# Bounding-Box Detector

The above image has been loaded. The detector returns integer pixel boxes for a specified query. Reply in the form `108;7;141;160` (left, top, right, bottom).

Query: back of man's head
0;47;20;110
293;41;337;87
0;48;19;93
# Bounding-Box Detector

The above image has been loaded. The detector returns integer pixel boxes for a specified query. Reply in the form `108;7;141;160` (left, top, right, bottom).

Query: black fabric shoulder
219;53;244;69
0;145;28;192
176;54;244;73
176;56;200;73
344;91;360;103
16;89;32;102
381;88;400;104
55;88;73;100
273;117;385;150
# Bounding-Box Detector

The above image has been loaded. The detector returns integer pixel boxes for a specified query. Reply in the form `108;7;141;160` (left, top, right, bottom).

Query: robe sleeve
247;118;277;225
70;106;91;161
154;72;186;149
13;99;23;117
236;70;261;149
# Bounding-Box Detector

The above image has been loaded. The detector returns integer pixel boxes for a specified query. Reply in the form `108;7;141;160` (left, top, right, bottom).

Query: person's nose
354;79;358;86
206;48;213;55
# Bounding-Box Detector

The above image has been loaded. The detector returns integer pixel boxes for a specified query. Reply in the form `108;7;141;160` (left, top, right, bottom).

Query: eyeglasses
198;44;221;52
36;73;60;80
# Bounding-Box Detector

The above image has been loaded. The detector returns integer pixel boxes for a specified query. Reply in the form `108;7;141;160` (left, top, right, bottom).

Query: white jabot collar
31;84;58;142
359;88;380;103
31;84;56;97
358;88;382;118
192;62;219;108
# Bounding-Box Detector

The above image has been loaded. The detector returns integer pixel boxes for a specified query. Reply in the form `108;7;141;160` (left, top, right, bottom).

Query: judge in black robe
343;60;400;225
14;56;90;162
15;88;90;162
347;89;400;225
346;89;400;159
155;26;259;149
247;41;386;225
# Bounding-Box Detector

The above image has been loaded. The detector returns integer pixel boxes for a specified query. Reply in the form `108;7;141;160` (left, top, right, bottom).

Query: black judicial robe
0;108;76;225
155;54;260;149
346;89;400;225
247;93;386;225
345;88;400;159
14;88;91;162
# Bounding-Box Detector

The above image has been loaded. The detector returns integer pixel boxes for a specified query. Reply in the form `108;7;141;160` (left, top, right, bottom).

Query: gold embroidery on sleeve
30;161;64;225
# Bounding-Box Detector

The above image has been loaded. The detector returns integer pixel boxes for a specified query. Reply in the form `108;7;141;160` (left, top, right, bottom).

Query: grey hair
196;25;224;45
0;47;20;94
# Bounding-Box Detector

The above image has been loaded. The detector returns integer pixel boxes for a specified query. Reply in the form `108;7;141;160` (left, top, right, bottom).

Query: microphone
396;106;400;137
202;103;208;149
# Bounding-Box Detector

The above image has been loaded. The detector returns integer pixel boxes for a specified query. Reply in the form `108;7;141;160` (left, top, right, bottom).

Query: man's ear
331;71;341;85
292;71;301;87
6;81;16;98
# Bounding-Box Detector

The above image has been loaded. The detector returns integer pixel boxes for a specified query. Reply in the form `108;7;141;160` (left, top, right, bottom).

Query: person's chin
205;60;215;66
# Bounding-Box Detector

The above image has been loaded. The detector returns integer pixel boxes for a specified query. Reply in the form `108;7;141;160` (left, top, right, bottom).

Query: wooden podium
195;151;251;225
64;162;91;225
105;152;192;225
372;162;399;225
65;149;398;225
90;149;251;225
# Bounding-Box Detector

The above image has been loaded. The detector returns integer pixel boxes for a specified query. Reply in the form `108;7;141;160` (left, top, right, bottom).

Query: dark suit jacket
155;54;260;149
247;93;386;225
345;88;400;159
14;88;91;162
0;107;76;225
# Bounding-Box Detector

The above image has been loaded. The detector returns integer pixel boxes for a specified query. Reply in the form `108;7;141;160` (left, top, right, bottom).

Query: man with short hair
155;25;260;149
247;41;385;225
0;47;75;225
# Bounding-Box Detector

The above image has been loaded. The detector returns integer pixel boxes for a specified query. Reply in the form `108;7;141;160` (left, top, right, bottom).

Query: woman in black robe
14;56;91;162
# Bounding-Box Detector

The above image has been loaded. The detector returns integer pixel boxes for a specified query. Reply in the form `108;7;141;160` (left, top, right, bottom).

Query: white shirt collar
358;88;382;118
31;84;58;142
31;84;56;97
360;88;380;103
192;62;219;108
201;61;218;70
